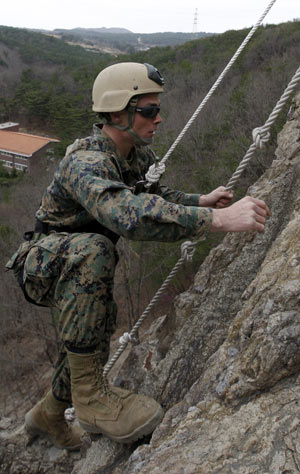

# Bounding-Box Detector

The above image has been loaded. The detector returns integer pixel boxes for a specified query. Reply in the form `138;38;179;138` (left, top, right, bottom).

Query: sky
1;0;298;34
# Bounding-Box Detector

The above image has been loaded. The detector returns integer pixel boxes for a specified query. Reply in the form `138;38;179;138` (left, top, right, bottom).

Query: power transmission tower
193;8;198;34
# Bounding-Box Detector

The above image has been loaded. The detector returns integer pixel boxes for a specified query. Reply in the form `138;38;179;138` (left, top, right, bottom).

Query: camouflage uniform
6;125;212;402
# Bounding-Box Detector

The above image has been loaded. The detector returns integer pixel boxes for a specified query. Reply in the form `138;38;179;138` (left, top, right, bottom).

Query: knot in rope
252;127;270;149
119;332;132;345
145;162;166;186
64;407;75;422
181;241;196;262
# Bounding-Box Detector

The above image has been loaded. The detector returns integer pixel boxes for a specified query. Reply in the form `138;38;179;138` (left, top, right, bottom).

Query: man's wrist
211;209;223;231
198;195;204;206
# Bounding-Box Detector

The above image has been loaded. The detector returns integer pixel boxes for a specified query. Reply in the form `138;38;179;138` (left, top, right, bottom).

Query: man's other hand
211;196;271;233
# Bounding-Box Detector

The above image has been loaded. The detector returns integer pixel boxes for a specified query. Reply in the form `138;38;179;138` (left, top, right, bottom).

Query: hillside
0;26;108;80
0;21;299;158
0;25;111;153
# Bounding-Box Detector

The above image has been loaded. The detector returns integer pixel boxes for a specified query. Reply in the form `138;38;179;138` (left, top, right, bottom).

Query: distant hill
56;27;133;34
43;27;213;54
0;25;109;89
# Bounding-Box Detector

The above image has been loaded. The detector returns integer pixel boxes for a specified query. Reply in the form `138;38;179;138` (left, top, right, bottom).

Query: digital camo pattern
24;232;117;401
6;124;213;400
24;232;117;345
36;125;213;241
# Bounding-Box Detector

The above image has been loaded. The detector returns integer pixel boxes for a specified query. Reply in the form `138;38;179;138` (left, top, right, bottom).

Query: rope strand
103;241;197;375
226;64;300;190
104;64;300;376
103;1;300;377
145;0;278;187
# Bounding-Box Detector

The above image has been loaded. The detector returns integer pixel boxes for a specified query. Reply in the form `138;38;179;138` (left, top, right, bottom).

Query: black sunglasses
135;105;160;119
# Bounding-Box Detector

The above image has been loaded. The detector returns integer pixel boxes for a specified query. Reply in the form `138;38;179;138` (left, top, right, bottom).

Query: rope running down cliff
225;64;300;189
103;64;300;376
103;0;285;376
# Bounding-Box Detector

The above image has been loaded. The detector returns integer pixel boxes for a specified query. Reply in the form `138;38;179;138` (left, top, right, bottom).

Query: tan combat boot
67;350;164;443
25;391;85;450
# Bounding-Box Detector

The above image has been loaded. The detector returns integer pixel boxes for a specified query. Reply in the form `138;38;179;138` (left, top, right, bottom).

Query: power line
193;8;198;34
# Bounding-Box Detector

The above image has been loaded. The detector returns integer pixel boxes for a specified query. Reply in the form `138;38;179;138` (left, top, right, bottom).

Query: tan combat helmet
92;62;164;145
92;62;164;112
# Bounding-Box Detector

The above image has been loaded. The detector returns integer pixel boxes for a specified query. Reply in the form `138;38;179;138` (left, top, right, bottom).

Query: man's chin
139;136;153;146
129;129;153;147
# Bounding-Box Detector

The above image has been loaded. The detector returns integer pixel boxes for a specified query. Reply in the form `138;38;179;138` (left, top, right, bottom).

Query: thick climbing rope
226;64;300;189
145;0;278;187
104;65;300;376
103;241;196;375
103;0;281;376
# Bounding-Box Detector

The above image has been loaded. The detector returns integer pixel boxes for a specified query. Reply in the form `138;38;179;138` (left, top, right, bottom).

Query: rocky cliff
1;93;300;474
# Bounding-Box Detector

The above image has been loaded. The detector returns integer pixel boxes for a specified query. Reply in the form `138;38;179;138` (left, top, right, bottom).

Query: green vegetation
1;21;297;164
0;224;15;240
0;26;109;67
0;161;24;186
0;26;113;149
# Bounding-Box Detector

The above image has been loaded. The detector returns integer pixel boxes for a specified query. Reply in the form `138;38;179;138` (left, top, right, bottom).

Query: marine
6;62;270;448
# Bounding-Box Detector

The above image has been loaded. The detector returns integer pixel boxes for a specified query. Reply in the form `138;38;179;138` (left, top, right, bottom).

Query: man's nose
154;113;162;124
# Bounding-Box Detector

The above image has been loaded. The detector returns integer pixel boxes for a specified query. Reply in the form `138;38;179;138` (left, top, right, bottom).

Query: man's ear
110;111;124;124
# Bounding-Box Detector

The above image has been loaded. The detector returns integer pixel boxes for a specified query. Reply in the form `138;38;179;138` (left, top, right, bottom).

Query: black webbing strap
34;219;120;245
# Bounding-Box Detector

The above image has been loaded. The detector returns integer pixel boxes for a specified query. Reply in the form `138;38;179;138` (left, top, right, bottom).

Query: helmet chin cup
128;129;152;147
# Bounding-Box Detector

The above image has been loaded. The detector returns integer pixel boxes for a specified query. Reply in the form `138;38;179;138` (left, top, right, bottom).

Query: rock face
108;92;300;473
1;94;300;473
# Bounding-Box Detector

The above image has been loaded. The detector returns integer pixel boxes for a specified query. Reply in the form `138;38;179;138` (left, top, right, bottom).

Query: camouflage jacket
35;125;212;242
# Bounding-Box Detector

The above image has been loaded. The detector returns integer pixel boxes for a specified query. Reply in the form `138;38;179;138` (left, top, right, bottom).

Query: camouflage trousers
23;232;118;402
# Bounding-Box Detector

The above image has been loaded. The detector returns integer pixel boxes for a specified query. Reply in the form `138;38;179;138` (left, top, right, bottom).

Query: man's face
132;93;162;143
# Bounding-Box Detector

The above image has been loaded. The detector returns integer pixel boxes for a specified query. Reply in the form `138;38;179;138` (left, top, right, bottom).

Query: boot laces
93;358;120;407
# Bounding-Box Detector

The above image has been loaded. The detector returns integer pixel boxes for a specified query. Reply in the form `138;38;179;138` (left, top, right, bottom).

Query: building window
3;160;13;167
15;154;28;160
0;151;13;158
15;163;27;171
0;152;28;160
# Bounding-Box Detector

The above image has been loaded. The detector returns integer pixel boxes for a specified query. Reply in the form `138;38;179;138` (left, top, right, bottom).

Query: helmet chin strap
127;129;152;147
107;98;151;147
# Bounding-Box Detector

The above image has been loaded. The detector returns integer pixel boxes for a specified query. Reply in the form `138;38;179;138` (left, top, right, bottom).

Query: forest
0;20;299;415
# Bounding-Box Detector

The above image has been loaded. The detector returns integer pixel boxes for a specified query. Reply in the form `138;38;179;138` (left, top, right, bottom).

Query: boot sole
25;411;81;451
78;405;164;443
